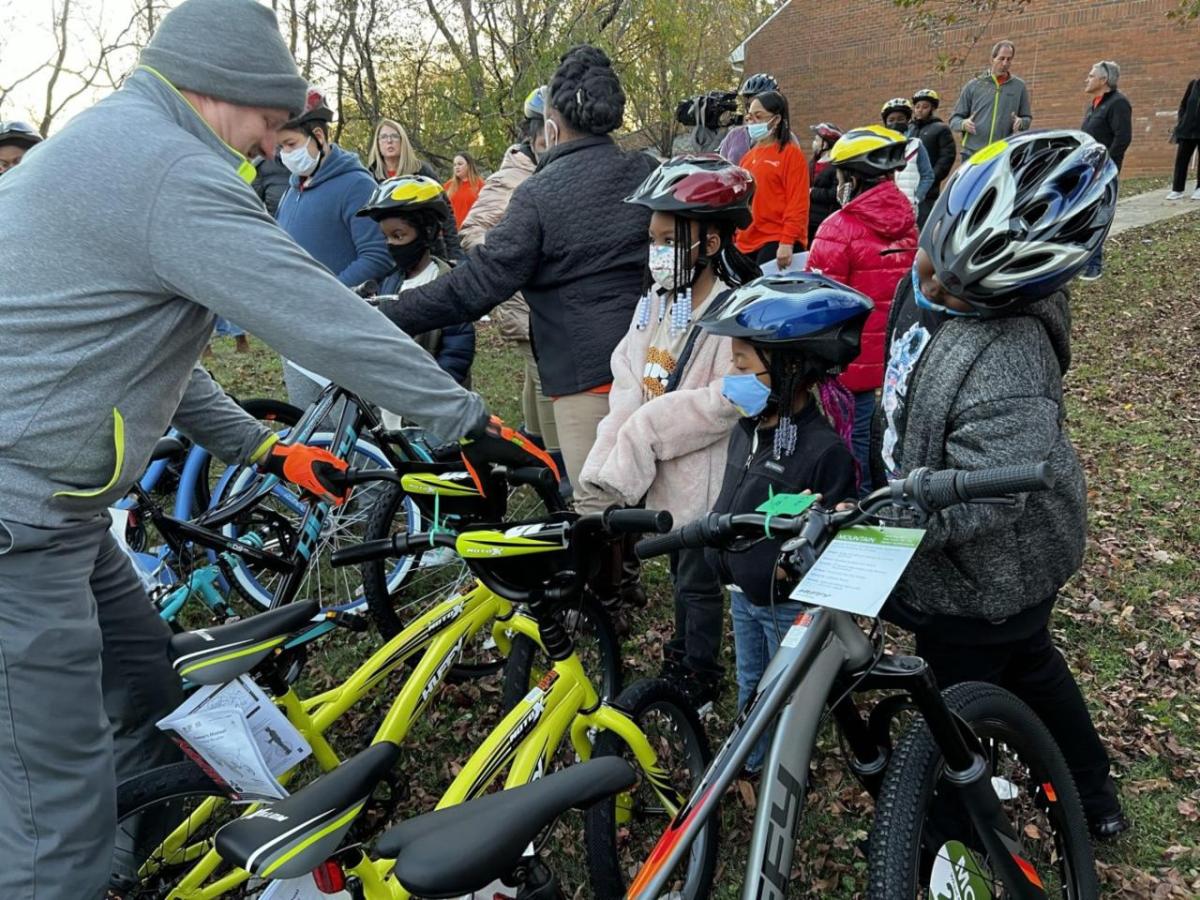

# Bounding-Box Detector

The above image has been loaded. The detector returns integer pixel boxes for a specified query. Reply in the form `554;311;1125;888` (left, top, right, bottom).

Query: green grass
199;209;1200;896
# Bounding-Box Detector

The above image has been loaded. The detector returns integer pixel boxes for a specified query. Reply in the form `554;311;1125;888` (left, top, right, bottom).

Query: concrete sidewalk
1110;188;1200;237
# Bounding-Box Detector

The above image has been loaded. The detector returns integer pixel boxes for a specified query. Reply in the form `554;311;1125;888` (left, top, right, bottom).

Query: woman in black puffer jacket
807;122;842;246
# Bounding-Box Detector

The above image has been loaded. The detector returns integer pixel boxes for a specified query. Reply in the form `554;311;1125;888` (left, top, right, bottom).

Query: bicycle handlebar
635;463;1055;560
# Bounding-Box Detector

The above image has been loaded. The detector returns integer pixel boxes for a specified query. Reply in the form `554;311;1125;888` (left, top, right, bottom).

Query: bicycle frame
629;603;1050;900
138;580;534;899
341;625;680;900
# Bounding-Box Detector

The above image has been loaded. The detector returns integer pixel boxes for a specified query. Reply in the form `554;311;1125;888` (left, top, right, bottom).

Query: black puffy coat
380;136;656;396
910;117;956;199
808;160;839;246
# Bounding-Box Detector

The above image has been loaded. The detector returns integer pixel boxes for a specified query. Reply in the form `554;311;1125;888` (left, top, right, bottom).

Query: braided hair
548;45;625;135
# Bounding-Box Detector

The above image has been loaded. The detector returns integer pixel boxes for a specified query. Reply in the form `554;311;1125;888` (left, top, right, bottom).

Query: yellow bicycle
193;506;716;900
108;470;619;899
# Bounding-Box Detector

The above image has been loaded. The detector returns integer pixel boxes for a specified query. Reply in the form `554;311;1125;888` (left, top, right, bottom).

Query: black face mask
388;236;429;274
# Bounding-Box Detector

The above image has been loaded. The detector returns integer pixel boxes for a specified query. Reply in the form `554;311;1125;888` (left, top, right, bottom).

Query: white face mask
648;241;699;293
543;119;559;152
281;138;319;176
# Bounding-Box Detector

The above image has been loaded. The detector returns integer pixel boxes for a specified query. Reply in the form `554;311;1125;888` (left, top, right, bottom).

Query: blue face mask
722;372;772;417
746;120;773;143
911;266;978;318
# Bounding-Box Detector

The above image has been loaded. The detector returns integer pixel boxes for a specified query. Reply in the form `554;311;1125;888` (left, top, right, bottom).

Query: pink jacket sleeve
580;329;645;493
588;362;739;506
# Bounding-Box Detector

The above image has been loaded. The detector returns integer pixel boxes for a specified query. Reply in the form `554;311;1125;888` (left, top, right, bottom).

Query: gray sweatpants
0;514;184;899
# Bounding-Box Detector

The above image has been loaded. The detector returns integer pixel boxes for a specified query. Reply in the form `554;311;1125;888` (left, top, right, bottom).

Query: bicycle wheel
110;761;256;898
867;681;1098;899
361;481;464;639
585;678;718;899
211;434;408;611
500;595;623;708
190;398;302;515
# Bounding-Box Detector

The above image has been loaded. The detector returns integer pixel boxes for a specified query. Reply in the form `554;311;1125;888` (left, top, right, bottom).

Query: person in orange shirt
734;90;810;272
444;151;485;227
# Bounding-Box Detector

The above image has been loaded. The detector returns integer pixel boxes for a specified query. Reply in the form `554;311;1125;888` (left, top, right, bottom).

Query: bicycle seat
216;741;402;880
150;435;186;461
169;600;321;685
379;757;635;897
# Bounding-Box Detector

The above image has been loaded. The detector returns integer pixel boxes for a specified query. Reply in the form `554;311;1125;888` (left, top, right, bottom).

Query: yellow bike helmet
356;175;451;222
912;88;940;109
880;97;914;121
829;125;908;177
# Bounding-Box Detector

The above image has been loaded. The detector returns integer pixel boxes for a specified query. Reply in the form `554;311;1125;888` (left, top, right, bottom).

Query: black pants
665;548;724;675
1172;138;1200;192
753;240;803;266
917;192;938;229
915;626;1120;821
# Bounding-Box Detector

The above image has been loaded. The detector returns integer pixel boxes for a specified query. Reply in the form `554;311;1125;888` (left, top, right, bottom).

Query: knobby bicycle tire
111;761;251;899
585;678;718;899
499;595;624;710
867;681;1098;899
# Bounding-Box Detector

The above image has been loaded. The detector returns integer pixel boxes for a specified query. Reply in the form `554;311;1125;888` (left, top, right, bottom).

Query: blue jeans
731;589;805;772
213;316;245;337
851;390;877;496
1084;243;1103;276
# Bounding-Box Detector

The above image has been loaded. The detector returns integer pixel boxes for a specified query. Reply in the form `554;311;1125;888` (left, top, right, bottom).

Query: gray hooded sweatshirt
882;286;1087;622
0;68;486;528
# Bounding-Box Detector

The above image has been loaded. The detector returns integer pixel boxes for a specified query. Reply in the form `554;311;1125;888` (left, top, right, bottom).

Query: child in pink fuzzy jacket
581;154;760;706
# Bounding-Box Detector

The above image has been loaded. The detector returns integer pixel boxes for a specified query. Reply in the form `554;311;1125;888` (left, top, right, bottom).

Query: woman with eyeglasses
367;118;438;182
0;121;44;175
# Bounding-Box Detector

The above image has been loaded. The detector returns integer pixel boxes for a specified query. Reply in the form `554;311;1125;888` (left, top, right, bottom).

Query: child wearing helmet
581;154;760;705
357;176;476;408
0;120;43;175
806;125;918;493
879;98;934;214
697;272;867;771
879;129;1127;838
909;89;957;226
807;122;843;245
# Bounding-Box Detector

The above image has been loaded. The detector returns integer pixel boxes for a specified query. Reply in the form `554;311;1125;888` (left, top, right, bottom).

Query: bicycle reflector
312;859;346;893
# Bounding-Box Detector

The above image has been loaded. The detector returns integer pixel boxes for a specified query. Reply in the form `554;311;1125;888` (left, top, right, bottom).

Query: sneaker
1192;187;1200;200
1077;269;1102;282
1088;809;1131;842
659;661;722;713
1165;190;1186;200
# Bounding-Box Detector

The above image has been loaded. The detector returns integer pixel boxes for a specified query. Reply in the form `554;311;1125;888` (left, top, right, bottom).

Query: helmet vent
968;187;997;232
1001;250;1054;274
973;234;1008;265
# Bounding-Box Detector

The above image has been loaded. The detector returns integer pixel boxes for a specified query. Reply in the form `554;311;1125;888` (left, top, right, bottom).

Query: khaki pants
552;390;611;514
519;342;558;451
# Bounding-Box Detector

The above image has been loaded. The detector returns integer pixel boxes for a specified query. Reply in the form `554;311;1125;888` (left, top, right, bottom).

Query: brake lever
323;610;370;633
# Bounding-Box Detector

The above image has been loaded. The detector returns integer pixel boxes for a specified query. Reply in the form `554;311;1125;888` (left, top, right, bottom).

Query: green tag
755;491;817;517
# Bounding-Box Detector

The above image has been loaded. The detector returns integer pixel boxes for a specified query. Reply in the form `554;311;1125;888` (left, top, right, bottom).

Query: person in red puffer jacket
807;125;917;491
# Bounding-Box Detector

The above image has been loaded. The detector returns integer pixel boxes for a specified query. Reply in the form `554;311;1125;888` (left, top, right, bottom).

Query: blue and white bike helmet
523;85;548;119
922;129;1117;314
698;272;873;379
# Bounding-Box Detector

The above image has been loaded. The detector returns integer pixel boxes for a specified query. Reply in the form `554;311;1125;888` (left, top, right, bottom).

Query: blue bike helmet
699;272;872;379
922;129;1117;314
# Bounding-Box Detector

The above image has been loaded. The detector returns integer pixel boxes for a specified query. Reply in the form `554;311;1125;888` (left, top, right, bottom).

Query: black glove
460;415;560;496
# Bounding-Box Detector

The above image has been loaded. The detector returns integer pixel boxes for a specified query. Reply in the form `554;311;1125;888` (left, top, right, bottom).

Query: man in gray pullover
948;40;1033;160
0;1;543;896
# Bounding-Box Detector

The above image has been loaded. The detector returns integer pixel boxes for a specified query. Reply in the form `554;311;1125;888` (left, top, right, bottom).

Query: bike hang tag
788;525;925;619
755;490;817;517
156;675;312;803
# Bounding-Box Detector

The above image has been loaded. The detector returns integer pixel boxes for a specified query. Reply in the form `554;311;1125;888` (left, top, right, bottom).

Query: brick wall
744;0;1197;175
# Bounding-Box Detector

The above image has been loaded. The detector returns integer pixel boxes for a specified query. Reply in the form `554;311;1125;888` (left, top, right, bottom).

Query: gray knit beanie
139;0;307;115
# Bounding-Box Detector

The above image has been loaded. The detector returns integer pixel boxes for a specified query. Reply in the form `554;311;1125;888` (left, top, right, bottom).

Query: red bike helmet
809;122;843;145
283;86;334;131
625;153;755;228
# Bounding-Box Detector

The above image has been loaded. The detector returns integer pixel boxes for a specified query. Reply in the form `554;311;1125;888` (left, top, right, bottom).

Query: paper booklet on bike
789;525;925;618
157;675;312;801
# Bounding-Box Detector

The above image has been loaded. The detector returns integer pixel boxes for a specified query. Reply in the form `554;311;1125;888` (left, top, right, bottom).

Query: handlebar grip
634;514;722;559
507;466;558;491
606;508;673;536
330;537;397;567
915;463;1055;512
338;467;400;487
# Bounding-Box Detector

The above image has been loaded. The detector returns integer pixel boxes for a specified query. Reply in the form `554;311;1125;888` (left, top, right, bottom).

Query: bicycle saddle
380;757;636;897
215;741;402;880
150;435;186;462
168;600;320;685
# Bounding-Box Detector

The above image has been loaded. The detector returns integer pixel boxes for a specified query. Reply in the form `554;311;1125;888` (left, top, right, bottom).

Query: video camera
675;90;743;129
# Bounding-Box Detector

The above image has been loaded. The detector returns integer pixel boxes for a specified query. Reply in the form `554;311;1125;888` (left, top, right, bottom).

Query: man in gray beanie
0;1;548;896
